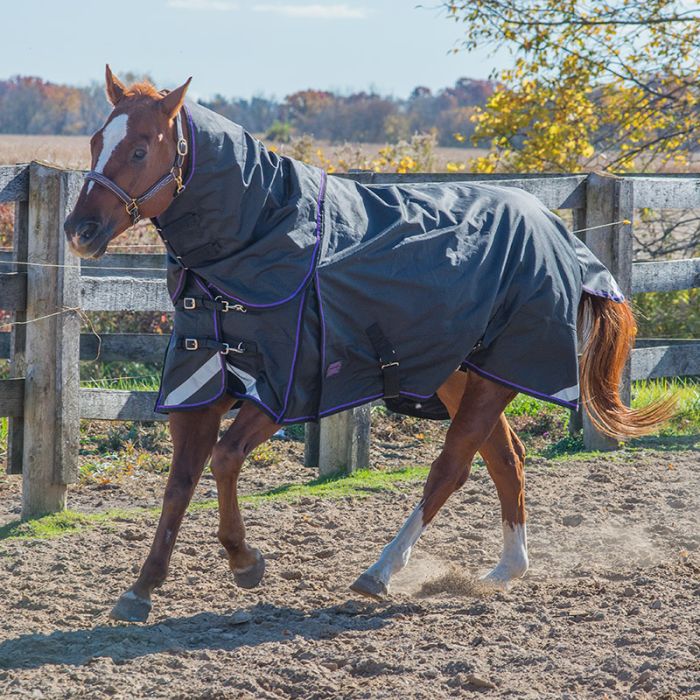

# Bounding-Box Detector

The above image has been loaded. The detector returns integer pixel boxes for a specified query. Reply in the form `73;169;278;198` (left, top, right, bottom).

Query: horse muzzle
64;216;113;259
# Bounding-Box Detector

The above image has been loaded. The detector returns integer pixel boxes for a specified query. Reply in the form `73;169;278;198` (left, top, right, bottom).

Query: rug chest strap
176;296;247;314
366;323;400;399
176;337;255;355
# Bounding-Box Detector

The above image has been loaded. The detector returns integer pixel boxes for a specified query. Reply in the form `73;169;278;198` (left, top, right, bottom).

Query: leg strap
366;323;401;399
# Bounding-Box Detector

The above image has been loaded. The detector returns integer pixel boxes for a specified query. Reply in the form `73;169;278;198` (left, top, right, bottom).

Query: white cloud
168;0;238;10
253;3;368;19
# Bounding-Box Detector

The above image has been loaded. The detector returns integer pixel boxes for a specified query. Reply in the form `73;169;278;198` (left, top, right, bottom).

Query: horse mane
123;81;161;99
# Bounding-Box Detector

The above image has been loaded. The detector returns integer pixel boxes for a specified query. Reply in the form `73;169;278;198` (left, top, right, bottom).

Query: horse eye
133;148;147;161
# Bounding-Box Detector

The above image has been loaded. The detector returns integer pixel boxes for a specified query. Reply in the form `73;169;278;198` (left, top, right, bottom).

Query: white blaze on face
87;113;129;195
482;522;529;586
363;502;426;586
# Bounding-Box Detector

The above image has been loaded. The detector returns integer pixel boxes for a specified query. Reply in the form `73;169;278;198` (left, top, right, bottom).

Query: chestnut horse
64;68;674;623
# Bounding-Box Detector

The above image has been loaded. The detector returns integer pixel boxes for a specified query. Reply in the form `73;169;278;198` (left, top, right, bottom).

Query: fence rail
1;163;699;516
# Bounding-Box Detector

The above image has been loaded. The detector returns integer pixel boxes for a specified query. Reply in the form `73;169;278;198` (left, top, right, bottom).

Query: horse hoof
349;572;388;601
480;573;511;591
233;550;266;589
109;590;152;623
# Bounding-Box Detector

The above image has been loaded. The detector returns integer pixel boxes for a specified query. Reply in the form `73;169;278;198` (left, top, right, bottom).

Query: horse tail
578;293;676;439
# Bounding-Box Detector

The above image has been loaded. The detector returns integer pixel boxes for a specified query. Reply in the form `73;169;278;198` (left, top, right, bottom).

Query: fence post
6;199;29;475
581;172;634;451
304;406;371;477
21;163;82;518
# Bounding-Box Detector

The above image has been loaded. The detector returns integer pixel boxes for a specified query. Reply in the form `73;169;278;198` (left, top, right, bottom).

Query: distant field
0;134;486;172
0;134;91;169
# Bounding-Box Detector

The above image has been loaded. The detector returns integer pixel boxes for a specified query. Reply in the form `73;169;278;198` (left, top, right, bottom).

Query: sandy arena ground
0;434;698;699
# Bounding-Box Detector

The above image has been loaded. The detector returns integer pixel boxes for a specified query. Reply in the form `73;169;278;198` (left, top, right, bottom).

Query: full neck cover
156;100;325;307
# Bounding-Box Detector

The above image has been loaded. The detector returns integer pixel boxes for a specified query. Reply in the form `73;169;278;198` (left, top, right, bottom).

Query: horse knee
163;475;196;504
210;441;245;481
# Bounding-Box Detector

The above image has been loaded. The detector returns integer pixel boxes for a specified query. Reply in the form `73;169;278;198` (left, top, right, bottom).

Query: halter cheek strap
84;110;188;225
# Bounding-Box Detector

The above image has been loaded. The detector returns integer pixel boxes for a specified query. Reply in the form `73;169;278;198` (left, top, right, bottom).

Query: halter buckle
125;199;140;223
177;138;188;157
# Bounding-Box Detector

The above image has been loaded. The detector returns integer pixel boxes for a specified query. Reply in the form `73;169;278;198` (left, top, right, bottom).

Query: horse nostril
76;221;100;242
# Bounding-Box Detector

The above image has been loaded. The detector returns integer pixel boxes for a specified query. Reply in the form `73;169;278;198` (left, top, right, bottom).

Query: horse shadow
0;600;420;670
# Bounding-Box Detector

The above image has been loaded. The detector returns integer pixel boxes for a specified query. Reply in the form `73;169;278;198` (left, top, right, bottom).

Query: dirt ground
0;429;698;699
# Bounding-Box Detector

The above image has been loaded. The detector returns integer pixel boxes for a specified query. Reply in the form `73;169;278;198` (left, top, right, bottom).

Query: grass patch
506;394;563;419
0;466;431;542
79;361;160;391
0;510;96;540
243;465;430;504
632;377;700;437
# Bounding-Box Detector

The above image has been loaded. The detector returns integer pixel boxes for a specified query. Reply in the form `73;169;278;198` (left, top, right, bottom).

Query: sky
2;0;510;101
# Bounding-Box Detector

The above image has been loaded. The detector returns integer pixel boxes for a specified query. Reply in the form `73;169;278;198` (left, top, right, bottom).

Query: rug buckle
183;297;196;310
184;338;199;351
220;342;244;355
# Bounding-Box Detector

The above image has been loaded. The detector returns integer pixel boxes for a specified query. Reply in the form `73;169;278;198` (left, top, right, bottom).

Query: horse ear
105;64;126;106
160;78;192;120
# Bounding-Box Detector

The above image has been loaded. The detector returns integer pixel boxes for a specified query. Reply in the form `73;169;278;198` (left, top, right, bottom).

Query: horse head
64;65;191;258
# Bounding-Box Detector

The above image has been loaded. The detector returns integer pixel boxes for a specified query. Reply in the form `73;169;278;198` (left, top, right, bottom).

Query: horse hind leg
351;371;516;599
478;416;528;588
437;372;528;587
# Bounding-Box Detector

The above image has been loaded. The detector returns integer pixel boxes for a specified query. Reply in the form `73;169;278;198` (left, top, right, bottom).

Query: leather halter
84;110;188;224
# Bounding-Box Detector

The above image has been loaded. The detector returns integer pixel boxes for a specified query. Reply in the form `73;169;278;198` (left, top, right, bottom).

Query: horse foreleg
209;402;280;589
351;371;516;599
110;397;231;622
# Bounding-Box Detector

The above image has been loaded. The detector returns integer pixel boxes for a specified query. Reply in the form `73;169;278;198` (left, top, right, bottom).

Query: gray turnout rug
153;101;623;423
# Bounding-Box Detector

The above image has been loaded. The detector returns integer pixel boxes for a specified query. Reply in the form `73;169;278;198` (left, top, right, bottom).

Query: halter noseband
84;110;188;225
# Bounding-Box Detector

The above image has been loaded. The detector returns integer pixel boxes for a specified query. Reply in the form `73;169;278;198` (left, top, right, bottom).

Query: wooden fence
1;163;699;517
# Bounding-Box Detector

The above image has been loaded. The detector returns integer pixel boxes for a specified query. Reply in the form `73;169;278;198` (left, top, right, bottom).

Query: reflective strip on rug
164;353;222;406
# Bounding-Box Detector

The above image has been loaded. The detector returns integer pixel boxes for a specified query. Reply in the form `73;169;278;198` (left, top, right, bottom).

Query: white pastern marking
87;113;129;195
482;521;529;587
364;503;426;586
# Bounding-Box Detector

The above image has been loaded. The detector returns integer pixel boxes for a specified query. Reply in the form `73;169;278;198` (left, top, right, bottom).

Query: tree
443;1;700;173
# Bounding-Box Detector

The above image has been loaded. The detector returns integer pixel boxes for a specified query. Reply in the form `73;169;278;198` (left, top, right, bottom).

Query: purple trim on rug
282;414;317;423
462;360;579;410
194;276;211;298
182;105;197;188
276;289;308;421
400;390;439;400
582;286;625;303
230;392;279;421
170;267;187;303
318;393;384;417
316;271;327;382
208;170;327;309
